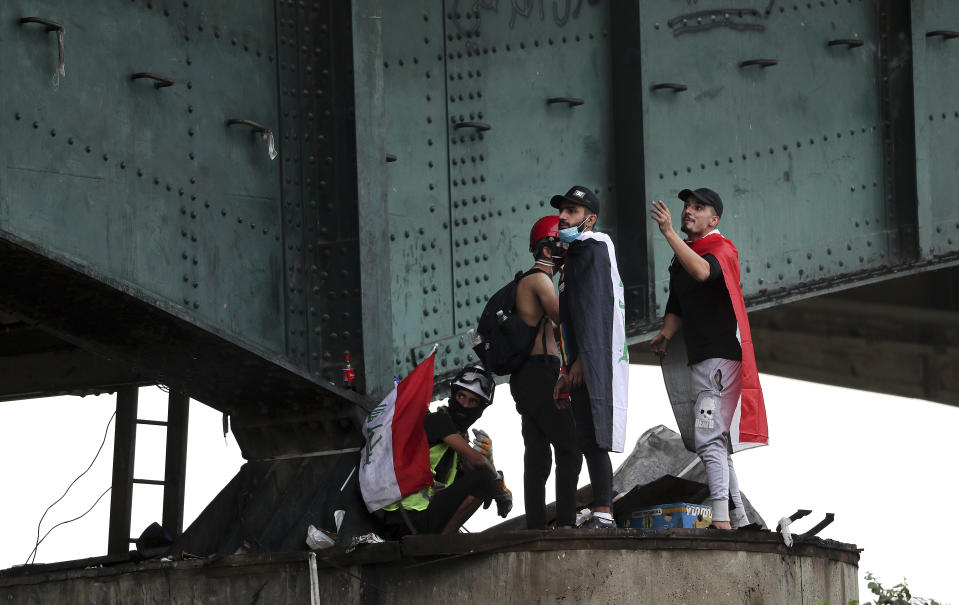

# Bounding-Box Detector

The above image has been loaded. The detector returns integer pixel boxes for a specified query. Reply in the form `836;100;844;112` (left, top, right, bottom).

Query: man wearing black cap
551;185;629;529
649;188;769;530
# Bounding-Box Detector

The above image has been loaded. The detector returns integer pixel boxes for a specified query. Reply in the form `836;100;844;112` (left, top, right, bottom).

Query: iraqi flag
359;350;436;512
559;231;629;453
661;231;768;452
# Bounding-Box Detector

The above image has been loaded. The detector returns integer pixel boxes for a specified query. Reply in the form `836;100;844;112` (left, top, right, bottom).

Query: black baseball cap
550;185;600;215
679;187;723;217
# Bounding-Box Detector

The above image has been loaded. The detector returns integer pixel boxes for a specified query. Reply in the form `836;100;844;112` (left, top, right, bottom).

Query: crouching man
380;365;512;536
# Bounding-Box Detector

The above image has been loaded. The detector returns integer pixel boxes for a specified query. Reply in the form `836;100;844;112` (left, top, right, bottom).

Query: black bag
473;269;546;375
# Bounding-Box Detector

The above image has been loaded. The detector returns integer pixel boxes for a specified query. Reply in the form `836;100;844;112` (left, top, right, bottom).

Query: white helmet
450;364;495;405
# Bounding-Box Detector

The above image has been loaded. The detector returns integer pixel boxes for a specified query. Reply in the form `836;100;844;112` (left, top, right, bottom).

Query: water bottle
342;352;356;391
553;365;571;403
467;328;483;347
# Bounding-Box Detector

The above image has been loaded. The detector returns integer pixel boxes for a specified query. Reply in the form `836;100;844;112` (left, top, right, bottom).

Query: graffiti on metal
449;0;602;32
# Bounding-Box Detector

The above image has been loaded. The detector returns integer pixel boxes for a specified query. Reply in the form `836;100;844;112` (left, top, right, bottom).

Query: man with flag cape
551;185;629;530
650;187;768;530
359;356;511;536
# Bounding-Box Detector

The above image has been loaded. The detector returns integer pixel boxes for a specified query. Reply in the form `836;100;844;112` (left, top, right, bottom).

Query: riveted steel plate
181;3;284;354
445;1;615;329
0;2;285;354
383;0;616;378
639;1;887;315
382;1;455;378
1;1;192;309
273;2;365;385
913;0;959;258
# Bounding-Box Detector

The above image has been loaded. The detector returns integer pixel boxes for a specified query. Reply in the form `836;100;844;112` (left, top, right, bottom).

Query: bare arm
649;201;711;282
650;313;682;356
661;312;682;339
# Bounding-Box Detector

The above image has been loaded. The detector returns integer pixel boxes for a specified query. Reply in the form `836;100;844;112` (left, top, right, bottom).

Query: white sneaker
581;516;616;529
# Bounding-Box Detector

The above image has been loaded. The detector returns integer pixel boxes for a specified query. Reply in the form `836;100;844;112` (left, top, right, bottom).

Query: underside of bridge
629;264;959;407
2;0;957;579
6;262;958;409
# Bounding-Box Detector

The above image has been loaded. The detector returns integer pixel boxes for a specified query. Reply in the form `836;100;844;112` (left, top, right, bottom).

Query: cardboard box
621;502;712;529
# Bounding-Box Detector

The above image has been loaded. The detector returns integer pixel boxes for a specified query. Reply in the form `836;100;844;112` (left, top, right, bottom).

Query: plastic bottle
553;365;571;403
342;353;356;391
467;328;482;347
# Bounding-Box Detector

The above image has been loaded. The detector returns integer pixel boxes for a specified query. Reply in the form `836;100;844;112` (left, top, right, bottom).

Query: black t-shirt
424;409;460;445
665;253;742;365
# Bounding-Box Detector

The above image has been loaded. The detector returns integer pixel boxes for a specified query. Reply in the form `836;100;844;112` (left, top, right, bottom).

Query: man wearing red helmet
508;216;581;529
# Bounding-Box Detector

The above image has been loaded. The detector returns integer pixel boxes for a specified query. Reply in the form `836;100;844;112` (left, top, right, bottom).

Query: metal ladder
107;386;190;555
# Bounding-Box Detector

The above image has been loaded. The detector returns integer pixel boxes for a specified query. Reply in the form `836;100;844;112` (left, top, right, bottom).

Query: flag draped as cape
559;231;628;452
661;231;768;452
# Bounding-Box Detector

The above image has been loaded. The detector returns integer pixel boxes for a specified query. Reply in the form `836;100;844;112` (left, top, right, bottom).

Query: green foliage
856;572;943;605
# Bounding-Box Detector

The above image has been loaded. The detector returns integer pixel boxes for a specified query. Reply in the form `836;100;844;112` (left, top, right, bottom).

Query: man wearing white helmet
380;365;512;536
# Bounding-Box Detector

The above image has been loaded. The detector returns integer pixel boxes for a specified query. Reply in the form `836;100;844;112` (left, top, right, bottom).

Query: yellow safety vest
383;442;458;512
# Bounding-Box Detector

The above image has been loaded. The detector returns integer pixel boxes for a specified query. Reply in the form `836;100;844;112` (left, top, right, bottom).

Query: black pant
571;385;613;510
383;466;496;538
509;355;582;529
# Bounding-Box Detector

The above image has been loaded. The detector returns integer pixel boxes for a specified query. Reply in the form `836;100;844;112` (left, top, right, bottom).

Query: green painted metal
272;2;365;386
381;0;455;380
382;1;616;380
3;0;959;403
1;1;285;354
912;0;959;258
353;0;394;398
0;2;369;395
638;1;888;317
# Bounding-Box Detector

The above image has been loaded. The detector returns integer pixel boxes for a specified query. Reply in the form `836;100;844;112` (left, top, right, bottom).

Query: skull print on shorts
696;398;716;429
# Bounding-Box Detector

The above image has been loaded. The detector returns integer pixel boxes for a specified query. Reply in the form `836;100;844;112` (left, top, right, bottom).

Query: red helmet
529;215;560;251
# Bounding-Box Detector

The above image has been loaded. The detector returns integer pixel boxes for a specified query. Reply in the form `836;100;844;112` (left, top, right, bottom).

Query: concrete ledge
0;531;859;604
319;531;859;604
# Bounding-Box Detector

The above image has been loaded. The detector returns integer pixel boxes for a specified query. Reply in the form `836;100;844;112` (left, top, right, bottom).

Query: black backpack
472;269;546;375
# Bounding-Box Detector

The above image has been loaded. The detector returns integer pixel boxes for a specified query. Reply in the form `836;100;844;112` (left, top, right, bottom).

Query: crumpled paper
305;525;335;551
345;532;384;554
